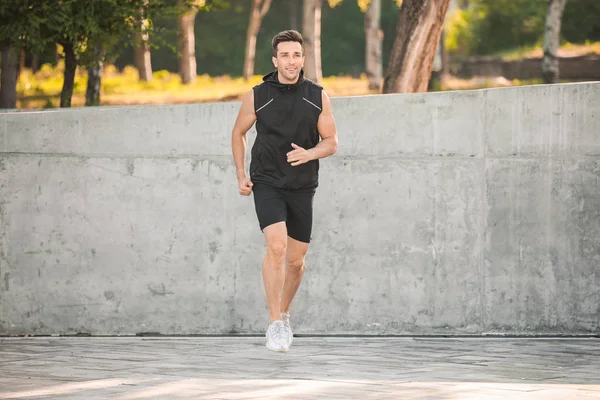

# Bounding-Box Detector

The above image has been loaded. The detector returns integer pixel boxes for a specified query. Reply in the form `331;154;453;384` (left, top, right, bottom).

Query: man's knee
287;257;305;272
267;240;287;263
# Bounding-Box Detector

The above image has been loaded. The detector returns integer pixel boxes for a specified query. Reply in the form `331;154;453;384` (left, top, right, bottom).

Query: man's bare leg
280;236;309;314
262;222;287;323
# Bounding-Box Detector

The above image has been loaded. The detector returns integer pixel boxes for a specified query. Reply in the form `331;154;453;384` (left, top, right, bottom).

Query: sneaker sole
265;332;288;352
266;342;288;352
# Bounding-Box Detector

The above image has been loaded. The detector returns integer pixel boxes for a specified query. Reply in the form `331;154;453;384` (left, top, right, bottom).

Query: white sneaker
265;320;288;352
282;312;293;347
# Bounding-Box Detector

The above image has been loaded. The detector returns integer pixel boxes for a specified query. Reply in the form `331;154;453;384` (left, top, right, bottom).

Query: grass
16;62;384;109
492;41;600;61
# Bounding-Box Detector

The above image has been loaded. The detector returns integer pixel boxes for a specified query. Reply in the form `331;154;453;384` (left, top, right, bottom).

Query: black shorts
252;183;315;243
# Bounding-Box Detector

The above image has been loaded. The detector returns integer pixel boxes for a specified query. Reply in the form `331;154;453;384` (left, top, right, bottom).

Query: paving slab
0;337;599;399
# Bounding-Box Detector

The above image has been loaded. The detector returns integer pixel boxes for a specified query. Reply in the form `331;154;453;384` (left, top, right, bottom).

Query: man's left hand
287;143;314;166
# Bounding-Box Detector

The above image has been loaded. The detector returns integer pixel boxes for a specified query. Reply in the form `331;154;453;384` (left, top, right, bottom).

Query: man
231;30;338;352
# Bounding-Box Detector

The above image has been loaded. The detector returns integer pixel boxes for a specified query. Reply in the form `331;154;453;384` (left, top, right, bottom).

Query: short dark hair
272;30;303;57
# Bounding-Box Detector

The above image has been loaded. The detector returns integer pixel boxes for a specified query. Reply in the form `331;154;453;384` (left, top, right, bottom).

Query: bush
445;7;476;57
445;0;600;57
562;0;600;43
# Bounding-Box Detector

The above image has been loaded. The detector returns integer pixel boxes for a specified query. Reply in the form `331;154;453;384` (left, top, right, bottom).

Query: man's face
272;41;304;83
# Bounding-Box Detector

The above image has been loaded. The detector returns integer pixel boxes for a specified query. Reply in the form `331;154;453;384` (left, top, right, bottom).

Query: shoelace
283;319;291;334
270;323;286;342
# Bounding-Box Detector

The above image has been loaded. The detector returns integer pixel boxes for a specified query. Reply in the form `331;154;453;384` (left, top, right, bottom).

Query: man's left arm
287;90;338;166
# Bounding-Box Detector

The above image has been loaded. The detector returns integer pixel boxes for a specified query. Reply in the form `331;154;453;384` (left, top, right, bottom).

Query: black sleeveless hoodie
250;69;323;192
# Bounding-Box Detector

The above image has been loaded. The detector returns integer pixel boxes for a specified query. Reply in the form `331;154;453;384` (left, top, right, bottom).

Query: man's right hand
238;174;253;196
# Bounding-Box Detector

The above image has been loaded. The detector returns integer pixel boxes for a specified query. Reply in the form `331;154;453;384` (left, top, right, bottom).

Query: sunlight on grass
494;41;600;60
16;64;379;109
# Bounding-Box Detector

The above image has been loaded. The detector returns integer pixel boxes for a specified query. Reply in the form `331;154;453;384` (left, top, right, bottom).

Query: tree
178;0;200;84
52;1;143;107
37;0;134;107
85;44;104;106
243;0;273;80
542;0;568;84
303;0;323;83
59;43;78;108
362;0;383;90
382;0;451;93
52;0;192;107
0;45;19;109
0;0;51;109
134;4;153;82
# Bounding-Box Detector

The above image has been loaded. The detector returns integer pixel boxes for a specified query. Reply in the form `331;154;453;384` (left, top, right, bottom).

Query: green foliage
562;0;600;43
114;0;402;77
322;1;366;76
54;0;199;66
445;0;546;56
320;0;401;77
356;0;403;12
444;6;475;57
0;1;54;52
446;0;600;57
0;0;203;66
1;0;208;107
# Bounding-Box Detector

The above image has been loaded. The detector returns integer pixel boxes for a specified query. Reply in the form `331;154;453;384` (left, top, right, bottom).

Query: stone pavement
0;336;599;399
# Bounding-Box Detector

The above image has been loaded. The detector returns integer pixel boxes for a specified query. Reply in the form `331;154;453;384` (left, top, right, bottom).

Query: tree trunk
178;6;198;84
134;25;153;82
85;45;104;107
428;30;445;91
302;0;323;83
243;0;273;80
60;42;77;108
542;0;568;84
365;0;383;90
19;48;25;76
32;55;39;71
0;43;18;109
382;0;451;93
440;30;448;78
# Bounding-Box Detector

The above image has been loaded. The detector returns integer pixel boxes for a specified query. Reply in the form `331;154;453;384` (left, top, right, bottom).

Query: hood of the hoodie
262;69;305;91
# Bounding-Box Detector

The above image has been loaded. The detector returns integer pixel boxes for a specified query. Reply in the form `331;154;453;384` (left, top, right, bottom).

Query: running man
231;30;338;352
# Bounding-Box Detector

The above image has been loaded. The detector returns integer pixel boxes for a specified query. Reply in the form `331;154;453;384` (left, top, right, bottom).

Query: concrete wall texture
1;82;599;336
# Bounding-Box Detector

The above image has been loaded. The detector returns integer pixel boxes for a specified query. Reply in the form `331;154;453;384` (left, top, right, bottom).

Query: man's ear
272;56;277;68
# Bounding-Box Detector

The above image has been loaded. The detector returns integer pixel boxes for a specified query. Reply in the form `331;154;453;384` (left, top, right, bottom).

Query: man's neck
277;71;299;85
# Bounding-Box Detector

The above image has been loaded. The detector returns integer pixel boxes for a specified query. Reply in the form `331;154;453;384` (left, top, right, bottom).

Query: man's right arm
231;90;257;194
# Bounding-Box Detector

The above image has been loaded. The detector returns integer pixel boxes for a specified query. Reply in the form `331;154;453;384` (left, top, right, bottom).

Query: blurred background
0;0;598;110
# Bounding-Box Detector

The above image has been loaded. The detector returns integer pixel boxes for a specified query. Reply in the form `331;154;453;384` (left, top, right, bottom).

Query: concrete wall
1;82;599;336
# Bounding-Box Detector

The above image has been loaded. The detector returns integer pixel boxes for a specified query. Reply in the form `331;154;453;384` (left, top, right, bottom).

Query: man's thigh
283;190;314;244
252;184;287;231
286;235;310;263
